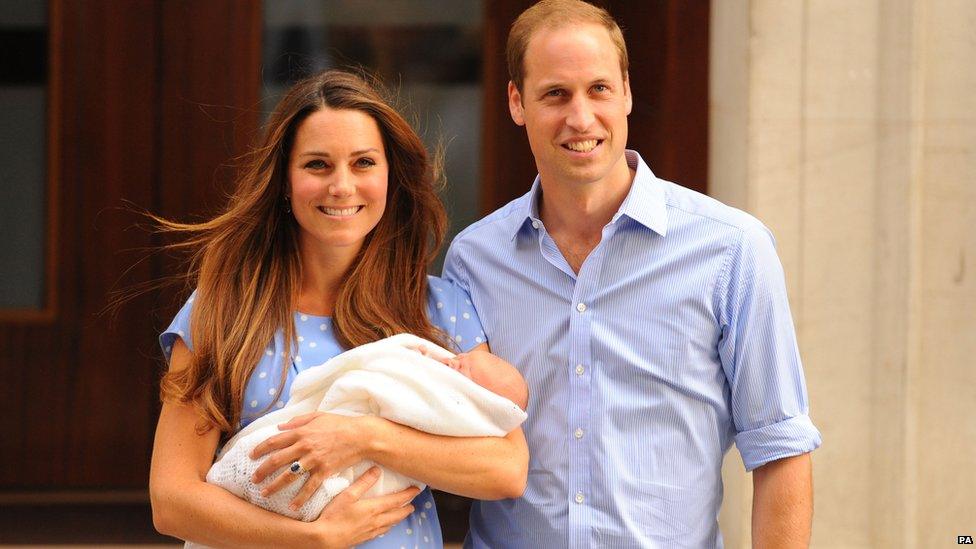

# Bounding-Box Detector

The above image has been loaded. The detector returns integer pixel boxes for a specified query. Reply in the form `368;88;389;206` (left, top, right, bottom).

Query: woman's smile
317;205;364;218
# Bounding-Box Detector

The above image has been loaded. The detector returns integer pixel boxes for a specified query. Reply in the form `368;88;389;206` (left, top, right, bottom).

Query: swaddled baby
204;334;528;522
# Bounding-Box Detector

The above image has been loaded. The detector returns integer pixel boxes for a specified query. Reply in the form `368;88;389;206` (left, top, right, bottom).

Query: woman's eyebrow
298;148;379;157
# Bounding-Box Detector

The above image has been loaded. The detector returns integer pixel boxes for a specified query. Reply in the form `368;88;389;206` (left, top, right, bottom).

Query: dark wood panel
153;0;264;339
479;0;538;215
613;0;709;193
0;0;160;488
67;0;159;487
0;502;177;544
156;0;263;221
0;0;262;490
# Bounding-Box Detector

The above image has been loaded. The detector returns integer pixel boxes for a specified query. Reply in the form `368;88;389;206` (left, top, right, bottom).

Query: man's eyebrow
536;81;565;90
534;77;613;91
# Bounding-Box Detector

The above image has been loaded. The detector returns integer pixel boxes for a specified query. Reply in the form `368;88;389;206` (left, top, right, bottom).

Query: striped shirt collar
510;149;669;240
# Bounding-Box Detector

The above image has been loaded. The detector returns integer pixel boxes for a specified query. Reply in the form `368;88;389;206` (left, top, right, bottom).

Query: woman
149;70;528;548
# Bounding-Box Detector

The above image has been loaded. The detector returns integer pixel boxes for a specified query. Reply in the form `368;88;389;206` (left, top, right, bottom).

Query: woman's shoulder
425;275;464;298
160;289;198;360
424;275;471;315
424;276;485;351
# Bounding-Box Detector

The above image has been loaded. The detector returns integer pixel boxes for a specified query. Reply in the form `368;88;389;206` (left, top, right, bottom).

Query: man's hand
752;453;813;548
250;412;372;510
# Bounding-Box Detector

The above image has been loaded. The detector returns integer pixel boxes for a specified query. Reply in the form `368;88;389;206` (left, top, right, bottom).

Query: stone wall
710;1;976;546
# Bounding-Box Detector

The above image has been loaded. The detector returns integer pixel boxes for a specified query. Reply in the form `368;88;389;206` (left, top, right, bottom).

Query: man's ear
623;71;633;115
508;81;525;126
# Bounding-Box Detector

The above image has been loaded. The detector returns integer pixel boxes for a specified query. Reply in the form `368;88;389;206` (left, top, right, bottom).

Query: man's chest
469;245;723;382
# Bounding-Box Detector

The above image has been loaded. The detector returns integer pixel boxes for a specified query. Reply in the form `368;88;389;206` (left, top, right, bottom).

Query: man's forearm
751;453;813;548
361;416;528;500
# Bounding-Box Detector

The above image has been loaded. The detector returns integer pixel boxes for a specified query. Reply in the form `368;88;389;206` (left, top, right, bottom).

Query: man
443;0;822;547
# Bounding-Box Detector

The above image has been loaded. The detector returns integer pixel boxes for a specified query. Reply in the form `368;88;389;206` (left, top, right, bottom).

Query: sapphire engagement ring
289;460;308;475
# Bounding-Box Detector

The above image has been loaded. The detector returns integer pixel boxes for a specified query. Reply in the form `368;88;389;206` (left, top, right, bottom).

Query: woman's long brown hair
156;70;448;434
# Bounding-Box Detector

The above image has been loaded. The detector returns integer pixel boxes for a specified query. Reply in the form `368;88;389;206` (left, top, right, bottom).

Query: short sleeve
716;225;822;471
159;290;197;363
426;276;486;353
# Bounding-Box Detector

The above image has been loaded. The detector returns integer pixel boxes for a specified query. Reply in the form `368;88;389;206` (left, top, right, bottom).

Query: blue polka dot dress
160;276;487;549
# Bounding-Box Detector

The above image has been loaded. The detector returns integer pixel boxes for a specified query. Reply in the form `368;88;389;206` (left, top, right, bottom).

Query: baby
202;334;528;525
417;344;529;411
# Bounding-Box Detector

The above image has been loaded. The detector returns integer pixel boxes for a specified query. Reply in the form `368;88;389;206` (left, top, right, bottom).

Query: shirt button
574;428;584;439
531;220;540;229
575;492;585;504
575;364;585;376
576;302;587;313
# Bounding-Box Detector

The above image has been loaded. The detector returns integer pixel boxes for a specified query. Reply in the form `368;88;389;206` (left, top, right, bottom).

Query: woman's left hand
249;412;370;510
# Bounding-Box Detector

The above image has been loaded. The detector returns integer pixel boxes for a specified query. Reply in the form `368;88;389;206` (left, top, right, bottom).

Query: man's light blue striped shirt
444;150;821;548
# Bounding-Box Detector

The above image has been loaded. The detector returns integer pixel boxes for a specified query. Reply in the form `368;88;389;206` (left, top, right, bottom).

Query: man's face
509;23;632;188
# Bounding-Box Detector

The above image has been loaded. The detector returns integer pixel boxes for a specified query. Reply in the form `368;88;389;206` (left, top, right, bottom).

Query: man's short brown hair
506;0;629;92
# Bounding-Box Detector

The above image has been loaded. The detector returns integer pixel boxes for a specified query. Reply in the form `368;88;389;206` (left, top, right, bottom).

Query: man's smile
561;138;604;154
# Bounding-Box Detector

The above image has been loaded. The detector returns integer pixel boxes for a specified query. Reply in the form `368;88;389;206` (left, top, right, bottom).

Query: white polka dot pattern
159;277;477;548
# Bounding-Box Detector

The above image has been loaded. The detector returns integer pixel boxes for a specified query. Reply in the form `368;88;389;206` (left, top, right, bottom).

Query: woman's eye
355;158;376;168
304;159;327;169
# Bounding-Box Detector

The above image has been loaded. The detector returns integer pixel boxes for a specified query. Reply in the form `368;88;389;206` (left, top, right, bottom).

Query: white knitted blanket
205;333;527;522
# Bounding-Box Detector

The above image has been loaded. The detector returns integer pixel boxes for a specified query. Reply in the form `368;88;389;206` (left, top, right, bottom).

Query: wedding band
289;460;308;475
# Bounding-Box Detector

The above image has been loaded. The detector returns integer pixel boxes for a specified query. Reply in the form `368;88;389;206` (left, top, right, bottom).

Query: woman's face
287;107;388;256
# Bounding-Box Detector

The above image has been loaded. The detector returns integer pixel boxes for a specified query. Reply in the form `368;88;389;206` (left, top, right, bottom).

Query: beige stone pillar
710;1;976;547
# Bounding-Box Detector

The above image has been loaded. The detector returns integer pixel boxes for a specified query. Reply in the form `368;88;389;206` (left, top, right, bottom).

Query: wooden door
0;0;261;491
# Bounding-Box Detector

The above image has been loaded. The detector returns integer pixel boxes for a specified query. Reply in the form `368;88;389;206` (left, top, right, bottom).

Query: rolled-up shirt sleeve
716;223;822;471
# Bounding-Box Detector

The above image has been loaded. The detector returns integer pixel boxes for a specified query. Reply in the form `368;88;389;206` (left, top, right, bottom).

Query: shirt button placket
568;277;594;548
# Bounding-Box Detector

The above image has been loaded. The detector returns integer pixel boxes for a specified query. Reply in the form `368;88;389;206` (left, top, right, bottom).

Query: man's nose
328;168;354;197
565;96;595;131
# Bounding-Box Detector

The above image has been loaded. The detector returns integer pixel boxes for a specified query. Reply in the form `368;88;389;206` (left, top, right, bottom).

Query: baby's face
443;355;473;380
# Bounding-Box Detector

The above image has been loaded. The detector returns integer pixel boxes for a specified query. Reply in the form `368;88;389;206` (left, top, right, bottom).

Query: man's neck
537;156;635;273
538;158;635;243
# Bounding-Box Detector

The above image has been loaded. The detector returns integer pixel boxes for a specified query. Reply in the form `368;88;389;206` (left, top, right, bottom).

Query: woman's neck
295;237;362;316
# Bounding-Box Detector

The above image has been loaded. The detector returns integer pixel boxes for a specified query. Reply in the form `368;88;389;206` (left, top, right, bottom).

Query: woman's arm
252;344;529;506
366;417;528;499
150;339;418;548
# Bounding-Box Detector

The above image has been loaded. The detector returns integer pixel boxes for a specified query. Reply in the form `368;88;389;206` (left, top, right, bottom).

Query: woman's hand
309;467;420;549
250;412;370;509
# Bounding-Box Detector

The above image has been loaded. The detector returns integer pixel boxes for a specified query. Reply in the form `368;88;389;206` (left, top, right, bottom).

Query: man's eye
545;89;565;97
305;159;327;169
355;158;376;168
593;84;609;93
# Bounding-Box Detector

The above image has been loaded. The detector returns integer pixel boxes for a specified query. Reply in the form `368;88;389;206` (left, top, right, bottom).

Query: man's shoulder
450;193;529;248
660;179;770;237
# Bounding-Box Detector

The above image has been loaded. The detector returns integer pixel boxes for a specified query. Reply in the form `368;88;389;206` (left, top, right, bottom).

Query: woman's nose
328;168;354;197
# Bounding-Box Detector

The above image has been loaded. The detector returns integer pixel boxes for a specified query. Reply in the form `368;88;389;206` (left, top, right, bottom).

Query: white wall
710;1;976;546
